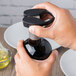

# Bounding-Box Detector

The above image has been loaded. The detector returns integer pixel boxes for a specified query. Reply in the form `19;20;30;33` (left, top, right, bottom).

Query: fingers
40;50;58;69
17;40;32;62
15;65;21;76
46;50;58;65
33;2;60;17
14;53;20;64
15;53;21;76
29;26;50;38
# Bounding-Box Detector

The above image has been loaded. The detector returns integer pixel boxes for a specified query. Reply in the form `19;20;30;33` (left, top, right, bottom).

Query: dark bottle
23;9;55;60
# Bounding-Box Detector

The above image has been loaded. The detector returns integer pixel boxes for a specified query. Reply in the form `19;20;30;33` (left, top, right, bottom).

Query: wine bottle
23;9;54;60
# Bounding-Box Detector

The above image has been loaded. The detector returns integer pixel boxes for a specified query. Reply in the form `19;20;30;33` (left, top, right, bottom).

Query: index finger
17;40;32;62
33;2;61;17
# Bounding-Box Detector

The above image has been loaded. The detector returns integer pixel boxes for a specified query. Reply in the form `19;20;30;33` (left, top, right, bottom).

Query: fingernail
29;26;35;33
53;50;58;58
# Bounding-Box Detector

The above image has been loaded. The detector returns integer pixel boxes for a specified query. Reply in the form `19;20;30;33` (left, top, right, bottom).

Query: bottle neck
29;32;40;41
28;32;41;46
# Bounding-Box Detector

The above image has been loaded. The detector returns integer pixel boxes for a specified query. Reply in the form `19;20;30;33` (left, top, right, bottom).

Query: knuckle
43;62;52;70
17;40;23;46
18;40;22;45
50;60;55;65
56;8;66;16
43;63;48;68
44;2;50;5
18;45;23;49
59;8;70;14
17;43;23;50
50;57;56;64
59;9;65;13
64;9;70;13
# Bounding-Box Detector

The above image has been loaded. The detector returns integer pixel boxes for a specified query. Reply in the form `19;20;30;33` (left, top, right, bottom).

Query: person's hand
14;40;58;76
29;2;76;50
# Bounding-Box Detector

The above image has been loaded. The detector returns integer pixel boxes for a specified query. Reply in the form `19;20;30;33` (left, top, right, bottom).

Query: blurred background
0;0;76;27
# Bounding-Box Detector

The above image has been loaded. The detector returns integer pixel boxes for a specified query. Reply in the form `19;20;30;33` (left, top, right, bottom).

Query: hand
29;2;76;50
14;40;58;76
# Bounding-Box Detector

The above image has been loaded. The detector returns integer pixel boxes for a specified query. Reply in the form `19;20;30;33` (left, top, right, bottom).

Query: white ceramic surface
60;49;76;76
4;22;60;49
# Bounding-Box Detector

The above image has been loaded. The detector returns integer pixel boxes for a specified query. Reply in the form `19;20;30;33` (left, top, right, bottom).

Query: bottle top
23;9;55;28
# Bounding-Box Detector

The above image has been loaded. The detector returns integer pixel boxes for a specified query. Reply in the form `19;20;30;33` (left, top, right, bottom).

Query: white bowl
4;22;60;49
60;49;76;76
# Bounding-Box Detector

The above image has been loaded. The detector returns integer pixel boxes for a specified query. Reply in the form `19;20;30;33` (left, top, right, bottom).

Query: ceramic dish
4;22;60;49
60;49;76;76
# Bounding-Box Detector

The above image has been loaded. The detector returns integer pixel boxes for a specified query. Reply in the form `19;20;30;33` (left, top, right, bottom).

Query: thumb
17;40;32;62
29;26;52;38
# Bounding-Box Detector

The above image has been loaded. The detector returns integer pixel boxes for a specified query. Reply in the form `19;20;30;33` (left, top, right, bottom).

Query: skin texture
14;40;58;76
29;2;76;50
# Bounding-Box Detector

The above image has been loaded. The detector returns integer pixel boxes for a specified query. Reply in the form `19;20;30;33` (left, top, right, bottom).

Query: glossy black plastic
23;38;52;60
23;9;54;27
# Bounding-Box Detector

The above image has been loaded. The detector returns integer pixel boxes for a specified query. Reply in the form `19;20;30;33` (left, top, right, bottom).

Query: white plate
60;49;76;76
4;22;60;49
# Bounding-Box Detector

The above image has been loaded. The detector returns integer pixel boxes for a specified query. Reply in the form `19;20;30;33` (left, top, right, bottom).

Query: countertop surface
0;27;67;76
